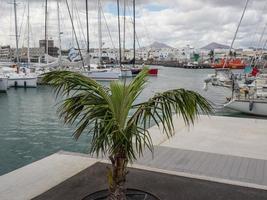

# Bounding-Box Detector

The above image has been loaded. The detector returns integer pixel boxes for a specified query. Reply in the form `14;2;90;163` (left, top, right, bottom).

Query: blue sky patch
144;3;168;12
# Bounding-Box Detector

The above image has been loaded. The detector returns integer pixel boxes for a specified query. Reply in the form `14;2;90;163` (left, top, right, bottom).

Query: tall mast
223;0;249;68
27;0;30;64
117;0;122;68
123;0;126;61
45;0;48;54
71;0;74;47
98;0;102;66
133;0;135;68
45;0;49;65
66;0;84;68
57;0;62;67
86;0;90;70
14;0;19;63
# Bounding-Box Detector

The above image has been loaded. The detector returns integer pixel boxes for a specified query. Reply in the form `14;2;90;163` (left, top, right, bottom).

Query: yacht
82;64;121;81
224;74;267;116
2;66;37;88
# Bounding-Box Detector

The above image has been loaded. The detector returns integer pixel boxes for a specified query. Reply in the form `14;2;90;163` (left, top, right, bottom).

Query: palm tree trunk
108;153;128;200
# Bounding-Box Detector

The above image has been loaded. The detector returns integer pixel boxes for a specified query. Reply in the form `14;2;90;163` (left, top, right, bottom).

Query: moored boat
224;73;267;116
120;68;132;77
131;67;158;76
82;64;120;81
0;75;8;92
131;68;142;76
1;66;37;88
8;73;37;88
224;99;267;116
211;58;246;69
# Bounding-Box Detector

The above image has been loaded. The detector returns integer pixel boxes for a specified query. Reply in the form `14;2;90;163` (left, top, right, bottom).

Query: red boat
131;67;158;76
148;68;158;76
211;58;246;69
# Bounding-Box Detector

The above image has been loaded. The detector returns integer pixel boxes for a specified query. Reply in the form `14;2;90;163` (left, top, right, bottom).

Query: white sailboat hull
83;71;120;81
120;69;132;77
0;77;8;92
224;99;267;116
8;76;37;88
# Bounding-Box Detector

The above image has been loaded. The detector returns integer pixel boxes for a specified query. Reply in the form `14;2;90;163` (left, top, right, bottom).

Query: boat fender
24;81;27;88
249;101;254;111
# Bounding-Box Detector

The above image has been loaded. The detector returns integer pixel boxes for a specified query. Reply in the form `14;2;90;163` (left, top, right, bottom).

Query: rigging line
73;0;87;48
248;0;267;48
249;22;267;67
100;4;116;49
85;0;89;54
133;0;135;67
223;0;250;68
65;0;85;68
85;0;90;69
18;3;26;46
137;2;152;46
254;38;267;68
117;0;122;68
256;23;267;50
123;0;126;59
126;2;141;49
17;2;27;60
45;0;48;54
9;0;13;46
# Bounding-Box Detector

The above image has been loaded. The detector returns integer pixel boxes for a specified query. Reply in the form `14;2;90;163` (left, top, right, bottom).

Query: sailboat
7;0;37;88
221;0;267;116
71;0;120;80
224;73;267;116
119;0;158;77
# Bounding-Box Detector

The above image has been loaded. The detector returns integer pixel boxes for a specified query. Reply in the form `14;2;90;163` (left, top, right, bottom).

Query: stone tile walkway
136;145;267;187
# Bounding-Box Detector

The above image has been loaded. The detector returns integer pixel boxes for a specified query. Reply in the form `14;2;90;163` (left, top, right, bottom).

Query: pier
1;115;267;199
141;60;212;69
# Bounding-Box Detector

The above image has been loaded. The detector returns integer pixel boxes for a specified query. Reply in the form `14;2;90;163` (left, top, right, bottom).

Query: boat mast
45;0;48;64
13;0;19;64
27;0;30;64
117;0;122;69
86;0;90;70
223;0;249;68
71;0;74;47
65;0;85;68
123;0;126;61
133;0;135;68
57;0;62;67
98;0;102;66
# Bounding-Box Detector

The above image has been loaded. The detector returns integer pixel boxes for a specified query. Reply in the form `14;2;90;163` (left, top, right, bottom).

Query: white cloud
0;0;266;49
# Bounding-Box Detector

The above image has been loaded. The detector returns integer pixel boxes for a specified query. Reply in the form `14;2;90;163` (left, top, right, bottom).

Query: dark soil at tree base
33;162;267;200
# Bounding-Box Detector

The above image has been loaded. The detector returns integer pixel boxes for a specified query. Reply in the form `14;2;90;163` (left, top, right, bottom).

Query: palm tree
43;68;212;200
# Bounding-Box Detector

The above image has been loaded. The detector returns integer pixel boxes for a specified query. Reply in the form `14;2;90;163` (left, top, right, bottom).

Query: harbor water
0;66;244;175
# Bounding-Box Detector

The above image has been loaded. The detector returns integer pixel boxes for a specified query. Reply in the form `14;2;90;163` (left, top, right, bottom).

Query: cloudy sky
0;0;266;49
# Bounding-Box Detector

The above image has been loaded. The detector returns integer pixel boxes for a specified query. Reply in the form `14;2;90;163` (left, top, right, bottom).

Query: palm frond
127;89;213;159
43;71;111;102
44;70;212;164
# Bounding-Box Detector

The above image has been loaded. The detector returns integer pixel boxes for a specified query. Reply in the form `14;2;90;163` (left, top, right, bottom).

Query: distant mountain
143;42;173;49
201;42;230;50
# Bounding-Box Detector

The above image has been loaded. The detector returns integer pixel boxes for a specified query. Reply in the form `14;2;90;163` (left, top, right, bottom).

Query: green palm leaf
43;68;213;197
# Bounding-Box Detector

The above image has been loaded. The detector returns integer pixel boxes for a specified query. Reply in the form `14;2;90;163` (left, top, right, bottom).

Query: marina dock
1;115;267;199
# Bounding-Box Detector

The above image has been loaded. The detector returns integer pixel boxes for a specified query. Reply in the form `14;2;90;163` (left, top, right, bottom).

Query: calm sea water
0;66;242;175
